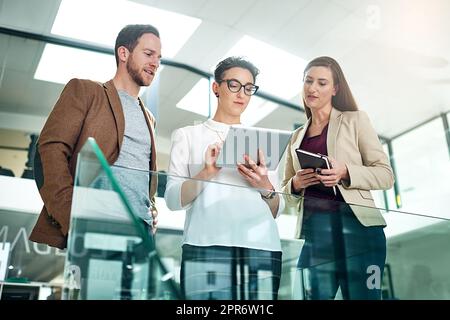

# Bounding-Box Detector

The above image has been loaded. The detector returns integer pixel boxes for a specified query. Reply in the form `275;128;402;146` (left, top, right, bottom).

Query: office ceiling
0;0;449;148
1;0;448;292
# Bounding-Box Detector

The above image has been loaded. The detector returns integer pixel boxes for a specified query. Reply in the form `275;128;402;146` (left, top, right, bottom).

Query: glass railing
0;206;65;300
158;174;450;300
3;138;447;300
65;138;181;300
63;138;450;300
0;177;65;299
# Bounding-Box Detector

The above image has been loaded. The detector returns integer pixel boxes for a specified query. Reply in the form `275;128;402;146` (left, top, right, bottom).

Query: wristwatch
261;188;276;200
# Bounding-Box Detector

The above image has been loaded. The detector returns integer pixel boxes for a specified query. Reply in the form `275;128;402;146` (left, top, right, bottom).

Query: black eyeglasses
219;79;259;96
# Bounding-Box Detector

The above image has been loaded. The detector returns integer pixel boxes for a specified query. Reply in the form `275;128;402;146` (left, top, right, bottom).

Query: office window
391;118;450;219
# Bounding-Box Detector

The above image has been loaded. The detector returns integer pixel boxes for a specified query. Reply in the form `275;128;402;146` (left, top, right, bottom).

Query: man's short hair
114;24;160;66
214;56;260;83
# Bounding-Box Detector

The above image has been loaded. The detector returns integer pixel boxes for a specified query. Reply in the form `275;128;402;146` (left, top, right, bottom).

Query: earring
214;92;219;97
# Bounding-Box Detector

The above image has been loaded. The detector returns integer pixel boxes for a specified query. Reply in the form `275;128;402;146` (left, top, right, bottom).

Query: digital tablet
216;126;292;171
295;149;331;171
295;149;336;195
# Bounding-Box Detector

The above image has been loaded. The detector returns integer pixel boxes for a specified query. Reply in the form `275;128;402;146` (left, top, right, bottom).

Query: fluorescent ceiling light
240;96;278;126
223;36;307;99
34;43;163;97
35;44;115;84
176;78;216;117
51;0;202;59
35;0;201;85
178;36;305;125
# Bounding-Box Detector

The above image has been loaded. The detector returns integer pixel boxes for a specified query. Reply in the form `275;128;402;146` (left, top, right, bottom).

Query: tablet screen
216;126;292;170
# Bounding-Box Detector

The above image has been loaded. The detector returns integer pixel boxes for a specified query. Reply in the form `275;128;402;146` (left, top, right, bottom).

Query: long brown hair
302;56;358;119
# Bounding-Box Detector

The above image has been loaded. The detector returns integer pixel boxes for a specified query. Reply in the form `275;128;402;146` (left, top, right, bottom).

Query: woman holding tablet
281;56;394;300
165;57;282;300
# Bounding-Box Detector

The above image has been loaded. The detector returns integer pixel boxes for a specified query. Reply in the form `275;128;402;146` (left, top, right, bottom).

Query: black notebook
295;148;336;195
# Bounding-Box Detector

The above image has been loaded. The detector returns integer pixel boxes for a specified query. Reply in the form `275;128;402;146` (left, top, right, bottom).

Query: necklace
203;123;227;143
214;131;225;143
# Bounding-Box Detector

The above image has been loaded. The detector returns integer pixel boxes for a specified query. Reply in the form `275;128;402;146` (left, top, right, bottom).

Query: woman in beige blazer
281;56;394;300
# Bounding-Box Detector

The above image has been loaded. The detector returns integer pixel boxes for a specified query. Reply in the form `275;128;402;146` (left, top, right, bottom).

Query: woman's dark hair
214;56;260;83
115;24;160;66
303;56;358;118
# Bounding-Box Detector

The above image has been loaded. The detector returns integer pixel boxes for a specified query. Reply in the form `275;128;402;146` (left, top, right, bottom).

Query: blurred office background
0;0;449;300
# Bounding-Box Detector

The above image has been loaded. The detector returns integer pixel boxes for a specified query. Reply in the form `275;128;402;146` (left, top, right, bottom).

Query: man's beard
126;56;149;87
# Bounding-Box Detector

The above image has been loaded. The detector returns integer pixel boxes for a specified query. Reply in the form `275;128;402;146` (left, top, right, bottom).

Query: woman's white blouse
165;119;282;252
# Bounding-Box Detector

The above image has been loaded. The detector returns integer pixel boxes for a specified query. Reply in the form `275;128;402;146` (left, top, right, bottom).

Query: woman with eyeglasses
165;56;282;300
281;56;394;299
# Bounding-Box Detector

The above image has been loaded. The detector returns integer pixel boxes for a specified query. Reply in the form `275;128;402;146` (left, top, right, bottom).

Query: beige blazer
281;107;394;239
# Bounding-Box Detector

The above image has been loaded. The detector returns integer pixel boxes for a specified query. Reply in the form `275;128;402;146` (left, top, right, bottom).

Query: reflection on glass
392;118;450;219
65;138;180;300
4;137;447;300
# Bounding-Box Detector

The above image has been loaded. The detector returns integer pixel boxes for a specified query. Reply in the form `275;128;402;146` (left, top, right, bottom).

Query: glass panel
291;200;450;300
66;138;180;300
2;137;449;300
0;209;65;300
157;168;450;300
1;28;449;301
391;118;450;219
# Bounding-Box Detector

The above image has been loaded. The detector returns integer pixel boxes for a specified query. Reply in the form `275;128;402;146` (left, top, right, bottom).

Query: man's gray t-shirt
91;90;152;225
